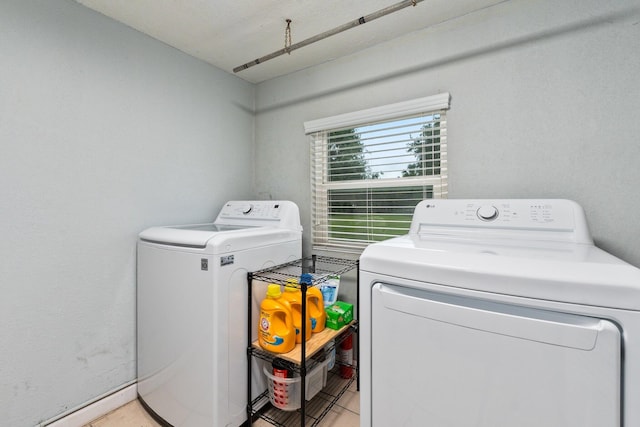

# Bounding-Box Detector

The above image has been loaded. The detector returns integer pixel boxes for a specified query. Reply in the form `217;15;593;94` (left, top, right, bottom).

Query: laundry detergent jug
259;284;296;353
300;273;326;333
281;280;312;343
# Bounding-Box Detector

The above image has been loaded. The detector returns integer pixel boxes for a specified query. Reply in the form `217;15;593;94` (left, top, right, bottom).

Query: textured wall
0;1;254;425
254;0;640;267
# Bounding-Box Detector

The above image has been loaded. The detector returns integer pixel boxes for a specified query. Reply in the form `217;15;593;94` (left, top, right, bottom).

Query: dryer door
371;283;621;427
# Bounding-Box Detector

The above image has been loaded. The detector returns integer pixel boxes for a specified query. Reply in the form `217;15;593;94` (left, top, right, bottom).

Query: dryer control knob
477;205;499;221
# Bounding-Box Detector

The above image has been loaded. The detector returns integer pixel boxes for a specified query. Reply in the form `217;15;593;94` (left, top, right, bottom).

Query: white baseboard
44;382;137;427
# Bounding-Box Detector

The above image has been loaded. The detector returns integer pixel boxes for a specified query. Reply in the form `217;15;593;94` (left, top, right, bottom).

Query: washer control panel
214;200;302;230
218;201;284;220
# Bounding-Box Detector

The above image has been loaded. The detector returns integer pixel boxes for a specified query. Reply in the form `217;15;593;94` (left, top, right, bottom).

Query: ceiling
74;0;507;84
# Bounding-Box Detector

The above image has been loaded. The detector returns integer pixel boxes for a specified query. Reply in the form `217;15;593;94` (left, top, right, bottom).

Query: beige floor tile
250;417;277;427
85;400;160;427
85;393;360;426
335;389;359;414
316;407;360;427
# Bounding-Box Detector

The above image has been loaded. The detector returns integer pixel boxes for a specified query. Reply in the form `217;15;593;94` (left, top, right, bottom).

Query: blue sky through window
352;114;439;179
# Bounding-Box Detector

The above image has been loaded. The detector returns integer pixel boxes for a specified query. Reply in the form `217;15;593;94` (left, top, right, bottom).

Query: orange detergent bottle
258;284;296;353
300;274;326;333
280;279;312;343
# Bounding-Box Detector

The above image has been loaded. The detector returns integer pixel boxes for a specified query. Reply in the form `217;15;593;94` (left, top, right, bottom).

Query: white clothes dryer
137;200;302;427
359;199;640;427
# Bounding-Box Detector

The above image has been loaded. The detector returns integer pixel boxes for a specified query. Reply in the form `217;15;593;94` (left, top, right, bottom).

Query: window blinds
308;94;449;252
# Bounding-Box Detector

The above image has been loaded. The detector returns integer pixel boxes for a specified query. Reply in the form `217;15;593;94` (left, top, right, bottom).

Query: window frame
305;93;450;252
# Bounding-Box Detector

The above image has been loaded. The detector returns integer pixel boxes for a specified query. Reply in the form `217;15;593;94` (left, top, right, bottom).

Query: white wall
254;0;640;267
0;1;254;425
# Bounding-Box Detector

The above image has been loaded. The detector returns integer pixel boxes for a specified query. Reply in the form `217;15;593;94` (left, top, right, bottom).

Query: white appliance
137;200;302;427
359;199;640;427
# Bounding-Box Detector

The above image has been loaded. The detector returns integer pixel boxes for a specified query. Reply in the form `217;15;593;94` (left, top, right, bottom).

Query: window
305;93;450;252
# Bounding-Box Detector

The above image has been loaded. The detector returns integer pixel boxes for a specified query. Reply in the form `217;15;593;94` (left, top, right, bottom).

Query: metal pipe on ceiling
233;0;424;73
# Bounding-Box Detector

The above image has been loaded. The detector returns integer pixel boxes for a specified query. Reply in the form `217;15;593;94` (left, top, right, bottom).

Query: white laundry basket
263;359;328;411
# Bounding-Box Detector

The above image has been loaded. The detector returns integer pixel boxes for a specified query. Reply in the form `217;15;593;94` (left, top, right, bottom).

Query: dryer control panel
410;199;592;244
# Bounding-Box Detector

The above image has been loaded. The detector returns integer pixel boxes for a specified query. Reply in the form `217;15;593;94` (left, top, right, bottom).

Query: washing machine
137;200;302;427
359;199;640;427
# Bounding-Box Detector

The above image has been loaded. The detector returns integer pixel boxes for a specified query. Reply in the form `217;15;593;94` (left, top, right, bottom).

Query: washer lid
138;200;302;249
138;223;261;248
172;223;255;232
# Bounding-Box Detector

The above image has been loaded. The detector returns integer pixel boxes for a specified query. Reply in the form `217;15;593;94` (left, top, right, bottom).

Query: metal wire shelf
250;367;357;427
250;255;358;287
247;255;359;427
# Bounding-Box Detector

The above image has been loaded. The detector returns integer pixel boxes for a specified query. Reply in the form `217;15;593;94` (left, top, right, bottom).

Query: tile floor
83;374;359;427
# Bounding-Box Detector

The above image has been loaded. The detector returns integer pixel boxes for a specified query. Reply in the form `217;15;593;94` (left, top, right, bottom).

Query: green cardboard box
325;301;354;330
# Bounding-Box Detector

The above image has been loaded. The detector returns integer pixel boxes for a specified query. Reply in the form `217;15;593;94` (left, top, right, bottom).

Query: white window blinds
306;93;450;252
